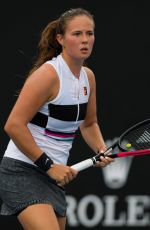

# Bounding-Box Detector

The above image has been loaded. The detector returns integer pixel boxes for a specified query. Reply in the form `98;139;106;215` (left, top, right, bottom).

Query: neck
61;52;83;79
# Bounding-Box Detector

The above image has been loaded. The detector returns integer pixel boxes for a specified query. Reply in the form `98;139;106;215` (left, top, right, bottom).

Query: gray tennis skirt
0;157;67;217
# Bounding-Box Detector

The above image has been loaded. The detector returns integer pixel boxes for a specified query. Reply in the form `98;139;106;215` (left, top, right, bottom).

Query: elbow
80;121;98;134
4;121;10;134
81;120;98;129
4;120;14;136
4;119;22;137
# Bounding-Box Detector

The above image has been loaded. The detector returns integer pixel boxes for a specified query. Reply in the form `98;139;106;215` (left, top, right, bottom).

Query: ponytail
28;20;62;75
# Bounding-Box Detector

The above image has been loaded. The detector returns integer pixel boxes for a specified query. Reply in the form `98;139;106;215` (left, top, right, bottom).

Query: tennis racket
71;118;150;172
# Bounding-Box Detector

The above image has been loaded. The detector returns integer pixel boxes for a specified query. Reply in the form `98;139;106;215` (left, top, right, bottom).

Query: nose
81;33;88;43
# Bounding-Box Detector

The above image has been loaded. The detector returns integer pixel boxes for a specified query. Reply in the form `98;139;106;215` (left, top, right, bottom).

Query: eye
87;31;94;36
73;32;81;36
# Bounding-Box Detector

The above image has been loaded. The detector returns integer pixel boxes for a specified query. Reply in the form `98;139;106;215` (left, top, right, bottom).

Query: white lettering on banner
126;196;150;226
66;195;150;227
66;196;79;226
103;196;126;226
78;195;104;227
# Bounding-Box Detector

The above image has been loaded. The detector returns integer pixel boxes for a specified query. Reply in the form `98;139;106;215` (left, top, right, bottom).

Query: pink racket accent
111;149;150;158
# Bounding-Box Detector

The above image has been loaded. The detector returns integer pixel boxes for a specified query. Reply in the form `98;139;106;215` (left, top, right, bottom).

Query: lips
80;48;88;51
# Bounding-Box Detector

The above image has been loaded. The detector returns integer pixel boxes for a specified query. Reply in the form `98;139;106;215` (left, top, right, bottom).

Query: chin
81;53;90;59
73;53;90;60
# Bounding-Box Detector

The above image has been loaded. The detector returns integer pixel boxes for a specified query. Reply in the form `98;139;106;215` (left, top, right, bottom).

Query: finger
96;156;112;167
56;181;65;187
95;160;106;167
70;168;78;176
100;156;109;163
105;156;115;162
64;175;70;184
67;173;75;181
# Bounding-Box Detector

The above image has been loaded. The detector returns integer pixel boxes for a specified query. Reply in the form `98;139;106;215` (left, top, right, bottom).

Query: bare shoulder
22;62;59;102
27;63;58;84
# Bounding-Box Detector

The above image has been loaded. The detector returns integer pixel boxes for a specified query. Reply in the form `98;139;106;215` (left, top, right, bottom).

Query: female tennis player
0;8;114;230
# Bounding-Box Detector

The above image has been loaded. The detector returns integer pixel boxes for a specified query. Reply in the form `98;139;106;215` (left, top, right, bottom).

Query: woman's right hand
47;164;78;186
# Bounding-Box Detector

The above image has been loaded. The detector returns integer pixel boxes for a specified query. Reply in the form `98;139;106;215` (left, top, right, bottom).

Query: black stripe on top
30;112;48;128
48;103;87;122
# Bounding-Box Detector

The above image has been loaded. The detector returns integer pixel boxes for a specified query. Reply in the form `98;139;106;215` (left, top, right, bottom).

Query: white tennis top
4;54;90;165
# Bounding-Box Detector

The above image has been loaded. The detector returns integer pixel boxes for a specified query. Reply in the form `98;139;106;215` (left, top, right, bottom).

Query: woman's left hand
95;154;114;167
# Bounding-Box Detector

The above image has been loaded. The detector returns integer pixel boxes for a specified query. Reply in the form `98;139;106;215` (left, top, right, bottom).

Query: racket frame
71;118;150;172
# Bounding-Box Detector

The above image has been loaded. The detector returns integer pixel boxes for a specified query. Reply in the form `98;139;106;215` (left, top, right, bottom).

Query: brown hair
28;8;94;75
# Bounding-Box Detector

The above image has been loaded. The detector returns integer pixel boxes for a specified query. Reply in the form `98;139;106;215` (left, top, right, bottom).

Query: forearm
5;123;43;161
80;121;107;153
4;124;78;184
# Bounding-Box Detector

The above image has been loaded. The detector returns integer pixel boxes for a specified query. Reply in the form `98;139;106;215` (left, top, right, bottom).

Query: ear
56;34;64;46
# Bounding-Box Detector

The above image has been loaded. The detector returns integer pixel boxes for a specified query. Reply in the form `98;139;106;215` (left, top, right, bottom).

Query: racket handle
71;148;113;172
71;158;95;171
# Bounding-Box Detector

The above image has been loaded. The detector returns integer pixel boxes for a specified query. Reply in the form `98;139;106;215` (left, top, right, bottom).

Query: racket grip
71;159;94;171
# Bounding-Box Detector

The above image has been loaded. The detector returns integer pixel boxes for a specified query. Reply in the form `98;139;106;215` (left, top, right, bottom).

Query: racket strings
120;123;150;150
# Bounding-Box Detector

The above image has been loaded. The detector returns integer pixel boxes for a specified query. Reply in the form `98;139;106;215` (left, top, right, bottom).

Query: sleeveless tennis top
4;54;90;165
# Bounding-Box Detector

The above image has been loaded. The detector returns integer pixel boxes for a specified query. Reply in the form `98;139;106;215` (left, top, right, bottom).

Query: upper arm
6;63;59;126
81;67;97;127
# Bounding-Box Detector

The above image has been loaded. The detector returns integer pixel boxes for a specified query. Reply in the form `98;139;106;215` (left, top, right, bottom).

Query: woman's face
57;15;95;61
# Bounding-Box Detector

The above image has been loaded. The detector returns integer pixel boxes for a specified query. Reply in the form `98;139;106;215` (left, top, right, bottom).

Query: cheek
90;38;95;47
65;39;79;51
67;38;78;46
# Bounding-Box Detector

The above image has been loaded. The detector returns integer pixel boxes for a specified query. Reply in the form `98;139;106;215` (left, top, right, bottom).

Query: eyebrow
72;29;94;32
